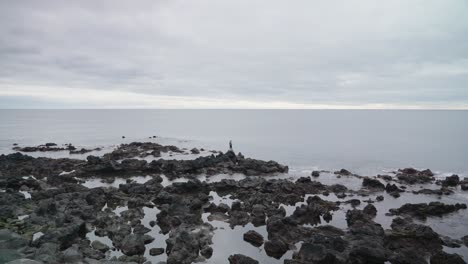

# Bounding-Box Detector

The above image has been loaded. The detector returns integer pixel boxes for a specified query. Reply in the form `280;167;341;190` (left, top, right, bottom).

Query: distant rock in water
334;168;352;176
396;168;434;184
388;202;467;219
441;174;460;187
12;143;76;152
190;148;200;154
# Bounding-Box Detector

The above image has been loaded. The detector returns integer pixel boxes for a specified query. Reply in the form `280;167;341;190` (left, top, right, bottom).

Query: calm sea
0;109;467;176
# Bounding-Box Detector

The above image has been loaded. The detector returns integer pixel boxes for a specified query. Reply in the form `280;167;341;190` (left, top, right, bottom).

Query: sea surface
0;109;467;176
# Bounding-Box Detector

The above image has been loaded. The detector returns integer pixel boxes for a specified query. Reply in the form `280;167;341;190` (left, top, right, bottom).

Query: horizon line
1;108;467;111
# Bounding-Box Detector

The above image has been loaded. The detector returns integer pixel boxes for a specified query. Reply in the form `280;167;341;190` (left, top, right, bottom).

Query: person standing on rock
229;140;233;151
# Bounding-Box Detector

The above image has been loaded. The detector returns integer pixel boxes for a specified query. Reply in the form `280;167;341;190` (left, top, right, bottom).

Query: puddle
142;206;169;263
112;206;128;217
208;191;238;207
443;246;468;261
17;215;29;220
203;214;299;263
19;191;31;199
81;176;152;189
32;232;44;241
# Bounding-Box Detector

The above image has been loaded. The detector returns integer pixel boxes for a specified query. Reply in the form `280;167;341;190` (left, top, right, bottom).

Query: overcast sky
0;0;467;109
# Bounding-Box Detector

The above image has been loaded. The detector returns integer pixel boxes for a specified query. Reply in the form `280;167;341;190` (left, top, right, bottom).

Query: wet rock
33;242;60;263
133;224;151;235
441;174;460;187
287;242;342;264
32;222;87;250
0;153;84;179
377;174;393;181
336;192;346;199
430;251;466;264
363;204;377;217
59;244;83;263
346;208;376;227
385;217;442;253
69;147;101;155
291;196;339;225
413;188;453;196
243;230;264;247
264;239;289;259
334;169;351;176
362;177;385;189
461;178;468;191
118;255;146;262
149;247;165;256
376;195;384;201
463;235;468;247
397;168;434;184
311;171;320;177
388;202;467;219
441;235;462;248
344;199;361;207
385;183;404;193
251;204;266;226
328;184;347;194
228;254;259;264
387;248;427;264
200;246;213;258
12;144;68;152
166;224;213;264
120;234;146;256
190;148;200;154
91;240;110;253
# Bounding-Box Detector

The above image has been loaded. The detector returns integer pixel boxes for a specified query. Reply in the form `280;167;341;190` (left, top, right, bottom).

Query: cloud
0;0;467;108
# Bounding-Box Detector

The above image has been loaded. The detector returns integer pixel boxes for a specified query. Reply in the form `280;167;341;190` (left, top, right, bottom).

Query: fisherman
229;140;233;151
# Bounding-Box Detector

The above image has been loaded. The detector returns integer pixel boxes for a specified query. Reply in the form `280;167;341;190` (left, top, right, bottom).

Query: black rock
388;202;467;219
91;240;110;253
441;174;460;187
362;177;385;189
243;230;264;247
190;148;200;154
430;251;466;264
228;254;259;264
334;169;351;176
264;239;289;259
120;234;145;256
149;247;165;256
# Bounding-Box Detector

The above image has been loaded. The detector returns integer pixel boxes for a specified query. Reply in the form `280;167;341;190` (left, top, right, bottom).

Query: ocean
1;109;467;176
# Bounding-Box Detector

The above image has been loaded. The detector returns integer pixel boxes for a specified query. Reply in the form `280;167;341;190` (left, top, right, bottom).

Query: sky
0;0;468;109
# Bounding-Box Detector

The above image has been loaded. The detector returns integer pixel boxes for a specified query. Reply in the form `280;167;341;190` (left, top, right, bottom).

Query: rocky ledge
0;142;467;264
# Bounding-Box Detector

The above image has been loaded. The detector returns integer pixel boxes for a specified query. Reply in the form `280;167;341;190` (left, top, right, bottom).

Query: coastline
1;141;467;263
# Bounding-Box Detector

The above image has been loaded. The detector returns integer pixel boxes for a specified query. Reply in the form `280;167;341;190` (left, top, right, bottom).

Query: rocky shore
1;142;467;264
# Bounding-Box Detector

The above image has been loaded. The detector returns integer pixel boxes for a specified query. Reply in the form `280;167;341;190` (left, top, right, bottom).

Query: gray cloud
1;0;468;108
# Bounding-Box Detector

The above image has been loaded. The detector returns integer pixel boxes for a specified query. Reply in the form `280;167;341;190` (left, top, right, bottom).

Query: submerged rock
149;247;165;256
228;254;259;264
243;230;264;247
